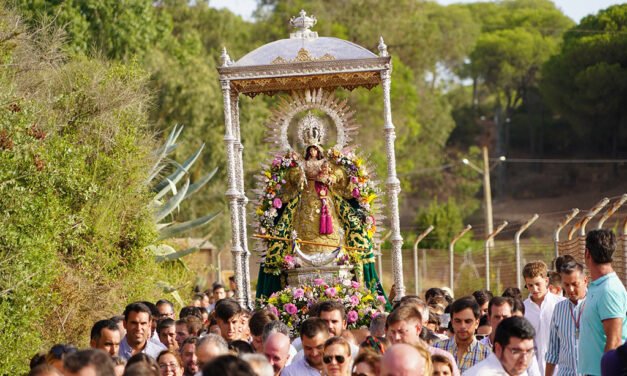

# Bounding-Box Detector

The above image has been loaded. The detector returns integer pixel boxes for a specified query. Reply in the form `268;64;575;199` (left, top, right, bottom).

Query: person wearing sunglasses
464;316;536;376
322;337;352;376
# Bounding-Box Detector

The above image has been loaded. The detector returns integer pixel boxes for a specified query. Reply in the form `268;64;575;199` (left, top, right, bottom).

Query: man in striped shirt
545;259;588;376
433;296;491;373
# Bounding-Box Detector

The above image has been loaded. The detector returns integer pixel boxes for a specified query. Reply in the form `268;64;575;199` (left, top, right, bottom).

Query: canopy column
381;67;405;300
221;78;245;307
231;92;252;308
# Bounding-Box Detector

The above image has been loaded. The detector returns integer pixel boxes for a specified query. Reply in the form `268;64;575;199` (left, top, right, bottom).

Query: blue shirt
578;272;627;376
545;297;586;375
118;335;167;360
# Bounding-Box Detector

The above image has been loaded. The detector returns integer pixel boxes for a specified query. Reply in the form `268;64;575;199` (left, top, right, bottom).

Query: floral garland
326;146;378;237
255;152;299;235
257;279;386;332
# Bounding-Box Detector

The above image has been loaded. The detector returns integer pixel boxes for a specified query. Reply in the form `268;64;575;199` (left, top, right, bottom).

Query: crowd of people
28;229;627;376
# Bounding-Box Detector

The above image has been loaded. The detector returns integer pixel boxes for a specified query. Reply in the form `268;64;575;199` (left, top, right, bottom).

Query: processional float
218;11;405;308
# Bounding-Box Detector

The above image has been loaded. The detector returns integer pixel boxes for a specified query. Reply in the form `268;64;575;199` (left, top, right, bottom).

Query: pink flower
347;310;358;323
325;287;337;297
294;288;305;299
272;198;282;209
314;278;325;286
351;281;360;289
284;255;294;263
352;188;360;198
371;311;381;319
376;295;386;304
284;303;298;315
350;295;360;306
350;176;358;184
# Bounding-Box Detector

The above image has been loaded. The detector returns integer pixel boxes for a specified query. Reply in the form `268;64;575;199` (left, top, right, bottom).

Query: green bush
0;9;194;372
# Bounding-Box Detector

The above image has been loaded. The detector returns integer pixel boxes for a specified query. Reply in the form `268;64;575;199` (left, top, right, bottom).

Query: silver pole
381;67;405;301
449;225;472;292
485;221;508;291
220;72;245;307
515;214;539;290
231;93;253;309
597;194;627;229
414;226;434;295
554;209;579;258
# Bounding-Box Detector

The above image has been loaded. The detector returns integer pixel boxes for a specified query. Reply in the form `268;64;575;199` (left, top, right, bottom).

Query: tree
0;9;191;371
466;0;573;117
541;4;627;157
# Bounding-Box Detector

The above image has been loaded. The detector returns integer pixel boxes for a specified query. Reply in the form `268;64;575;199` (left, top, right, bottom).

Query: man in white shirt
465;316;536;376
282;318;330;376
522;261;565;375
481;297;541;376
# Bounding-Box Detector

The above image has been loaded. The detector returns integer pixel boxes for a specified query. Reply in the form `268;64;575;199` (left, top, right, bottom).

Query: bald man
381;344;428;376
264;332;291;376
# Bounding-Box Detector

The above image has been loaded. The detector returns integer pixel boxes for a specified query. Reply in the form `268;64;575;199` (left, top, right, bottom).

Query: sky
209;0;624;23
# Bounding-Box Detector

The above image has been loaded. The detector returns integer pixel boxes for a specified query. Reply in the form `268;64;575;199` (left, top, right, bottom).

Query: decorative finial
378;36;388;57
297;112;326;148
289;10;318;39
221;47;232;67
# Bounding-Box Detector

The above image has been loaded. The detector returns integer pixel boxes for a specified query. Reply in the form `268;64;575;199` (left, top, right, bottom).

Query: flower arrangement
255;152;299;234
327;147;378;237
257;279;387;333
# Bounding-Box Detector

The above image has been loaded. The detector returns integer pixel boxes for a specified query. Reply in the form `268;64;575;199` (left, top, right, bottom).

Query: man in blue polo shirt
578;229;627;376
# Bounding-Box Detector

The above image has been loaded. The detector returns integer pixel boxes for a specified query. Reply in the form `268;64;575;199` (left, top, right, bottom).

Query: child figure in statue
316;160;334;235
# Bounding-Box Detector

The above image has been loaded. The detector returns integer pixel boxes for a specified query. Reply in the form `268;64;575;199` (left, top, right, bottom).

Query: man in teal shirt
578;230;627;376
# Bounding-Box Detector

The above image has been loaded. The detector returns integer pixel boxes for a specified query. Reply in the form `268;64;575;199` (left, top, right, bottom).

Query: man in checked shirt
433;296;491;373
545;259;588;376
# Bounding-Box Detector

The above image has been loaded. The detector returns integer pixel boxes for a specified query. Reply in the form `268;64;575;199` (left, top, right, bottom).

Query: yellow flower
268;297;278;305
264;171;271;178
366;193;377;204
355;158;363;167
256;207;264;216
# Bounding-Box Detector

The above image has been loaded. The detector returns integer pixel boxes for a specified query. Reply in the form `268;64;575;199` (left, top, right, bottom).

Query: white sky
209;0;623;23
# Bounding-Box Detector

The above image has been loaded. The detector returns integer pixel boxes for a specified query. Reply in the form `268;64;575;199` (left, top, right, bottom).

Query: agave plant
147;124;221;265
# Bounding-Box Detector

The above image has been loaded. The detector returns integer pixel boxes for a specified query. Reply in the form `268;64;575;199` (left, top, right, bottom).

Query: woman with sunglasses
322;337;352;376
156;350;184;376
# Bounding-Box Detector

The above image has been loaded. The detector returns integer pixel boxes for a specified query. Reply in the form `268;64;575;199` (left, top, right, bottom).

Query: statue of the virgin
255;112;384;298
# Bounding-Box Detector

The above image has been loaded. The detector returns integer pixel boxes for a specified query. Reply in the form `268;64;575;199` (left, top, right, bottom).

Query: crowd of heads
28;229;627;376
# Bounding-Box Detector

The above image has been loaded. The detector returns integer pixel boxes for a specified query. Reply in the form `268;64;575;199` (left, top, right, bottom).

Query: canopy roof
218;10;390;96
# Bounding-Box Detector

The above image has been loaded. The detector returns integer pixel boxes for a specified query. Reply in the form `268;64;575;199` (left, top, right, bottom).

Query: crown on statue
297;112;326;148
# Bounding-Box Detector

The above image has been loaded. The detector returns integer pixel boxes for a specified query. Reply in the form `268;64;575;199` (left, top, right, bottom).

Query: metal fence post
554;209;579;258
579;198;610;237
485;221;508;291
449;225;472;292
597;194;627;229
414;226;434;296
515;214;539;290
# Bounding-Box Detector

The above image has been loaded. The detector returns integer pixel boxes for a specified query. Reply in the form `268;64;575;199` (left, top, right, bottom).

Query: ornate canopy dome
218;10;390;97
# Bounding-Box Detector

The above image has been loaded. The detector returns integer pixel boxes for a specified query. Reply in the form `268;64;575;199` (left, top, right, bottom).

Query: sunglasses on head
323;355;346;364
